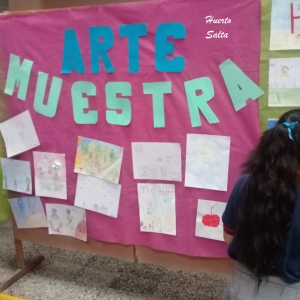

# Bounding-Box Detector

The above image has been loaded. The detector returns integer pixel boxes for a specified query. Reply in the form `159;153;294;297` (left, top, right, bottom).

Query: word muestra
205;15;231;39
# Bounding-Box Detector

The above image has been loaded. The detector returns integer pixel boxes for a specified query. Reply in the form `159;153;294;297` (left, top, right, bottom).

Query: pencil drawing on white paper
138;183;176;235
185;134;231;191
74;174;121;218
132;142;182;182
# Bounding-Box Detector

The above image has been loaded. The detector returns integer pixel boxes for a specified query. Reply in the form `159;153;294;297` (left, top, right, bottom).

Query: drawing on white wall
132;142;182;182
185;134;230;191
138;183;176;235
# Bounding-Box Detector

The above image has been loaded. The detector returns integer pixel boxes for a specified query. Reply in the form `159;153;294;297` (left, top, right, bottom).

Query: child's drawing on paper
74;136;124;184
74;174;121;218
33;152;67;199
1;158;32;194
46;203;87;241
195;199;227;241
132;142;182;182
268;58;300;106
270;0;300;50
9;196;47;229
185;134;231;191
138;183;176;235
0;110;40;157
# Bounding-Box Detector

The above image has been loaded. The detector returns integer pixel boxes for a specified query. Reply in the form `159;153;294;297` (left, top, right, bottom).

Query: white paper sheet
269;58;300;106
185;134;230;191
138;183;176;235
270;0;300;50
74;136;124;184
132;142;182;181
33;152;67;200
0;110;40;157
46;203;87;241
195;199;227;241
1;158;32;194
9;196;47;229
74;174;121;218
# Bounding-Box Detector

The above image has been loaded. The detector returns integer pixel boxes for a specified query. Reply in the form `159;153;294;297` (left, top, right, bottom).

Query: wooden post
0;217;45;293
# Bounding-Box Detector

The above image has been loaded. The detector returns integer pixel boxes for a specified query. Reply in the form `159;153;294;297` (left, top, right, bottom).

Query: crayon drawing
132;142;182;182
1;158;32;194
74;136;124;184
185;134;231;191
269;58;300;106
138;183;176;235
33;152;67;199
0;110;40;157
9;196;47;229
195;199;226;241
46;203;87;241
270;0;300;50
74;174;121;218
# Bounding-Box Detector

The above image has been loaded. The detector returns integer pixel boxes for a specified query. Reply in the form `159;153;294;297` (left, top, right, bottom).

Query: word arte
205;16;230;39
202;204;220;227
5;55;263;128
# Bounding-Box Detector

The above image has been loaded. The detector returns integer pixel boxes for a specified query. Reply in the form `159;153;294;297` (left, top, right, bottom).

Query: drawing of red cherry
202;203;220;227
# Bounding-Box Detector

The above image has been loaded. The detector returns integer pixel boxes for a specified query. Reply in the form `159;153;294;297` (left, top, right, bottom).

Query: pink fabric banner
0;0;261;257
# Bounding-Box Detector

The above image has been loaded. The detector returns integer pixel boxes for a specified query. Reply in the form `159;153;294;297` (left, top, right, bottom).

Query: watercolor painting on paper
138;183;176;235
33;152;67;199
132;142;182;182
74;174;121;218
185;134;231;191
270;0;300;50
74;136;124;184
0;110;40;157
46;203;87;241
9;196;47;229
269;58;300;106
1;158;32;194
195;199;227;241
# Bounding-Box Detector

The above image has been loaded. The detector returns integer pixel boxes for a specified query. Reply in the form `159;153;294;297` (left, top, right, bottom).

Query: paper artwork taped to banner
195;199;226;241
1;158;32;194
75;137;124;184
185;134;231;191
0;111;40;157
33;152;67;200
9;196;47;229
138;183;176;236
270;0;300;50
132;142;182;182
268;58;300;106
74;174;121;218
46;203;87;241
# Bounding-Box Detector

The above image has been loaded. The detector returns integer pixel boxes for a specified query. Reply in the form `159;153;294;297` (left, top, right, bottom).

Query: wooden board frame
0;5;234;292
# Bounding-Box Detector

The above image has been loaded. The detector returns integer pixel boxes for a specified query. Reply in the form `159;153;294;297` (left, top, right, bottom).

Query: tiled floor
0;221;229;300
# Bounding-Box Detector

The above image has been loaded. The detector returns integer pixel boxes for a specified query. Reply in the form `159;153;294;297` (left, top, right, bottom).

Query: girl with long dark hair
222;109;300;299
